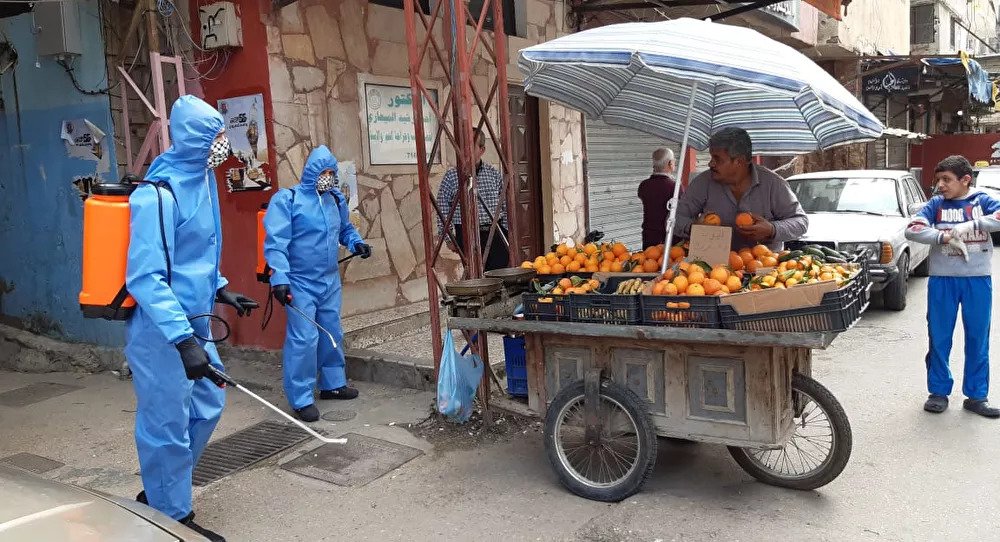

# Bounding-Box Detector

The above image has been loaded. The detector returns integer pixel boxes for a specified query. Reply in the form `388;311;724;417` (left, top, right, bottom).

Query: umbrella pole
661;81;700;275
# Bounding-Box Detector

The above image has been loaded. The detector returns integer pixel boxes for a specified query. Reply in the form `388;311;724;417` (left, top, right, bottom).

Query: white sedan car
784;170;931;311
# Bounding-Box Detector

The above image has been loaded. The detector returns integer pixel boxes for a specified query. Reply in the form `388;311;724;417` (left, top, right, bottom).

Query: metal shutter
585;119;677;250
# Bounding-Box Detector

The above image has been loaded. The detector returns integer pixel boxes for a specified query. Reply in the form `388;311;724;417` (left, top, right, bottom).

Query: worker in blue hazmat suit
264;146;372;422
125;95;258;542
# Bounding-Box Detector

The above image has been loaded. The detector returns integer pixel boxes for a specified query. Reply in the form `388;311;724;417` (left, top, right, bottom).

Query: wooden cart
449;316;852;502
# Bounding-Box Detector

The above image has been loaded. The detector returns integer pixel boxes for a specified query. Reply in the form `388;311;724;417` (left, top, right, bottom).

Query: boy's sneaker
924;394;948;413
963;399;1000;418
294;404;320;422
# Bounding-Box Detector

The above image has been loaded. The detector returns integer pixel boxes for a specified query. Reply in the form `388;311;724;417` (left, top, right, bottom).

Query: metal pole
404;0;444;370
661;81;699;275
491;0;518;267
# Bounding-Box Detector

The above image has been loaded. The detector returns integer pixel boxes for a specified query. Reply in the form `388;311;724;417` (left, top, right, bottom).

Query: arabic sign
218;93;271;192
862;67;920;95
362;82;440;166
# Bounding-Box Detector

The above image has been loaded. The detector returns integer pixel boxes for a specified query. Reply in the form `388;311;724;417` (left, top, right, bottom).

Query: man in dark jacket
638;147;679;249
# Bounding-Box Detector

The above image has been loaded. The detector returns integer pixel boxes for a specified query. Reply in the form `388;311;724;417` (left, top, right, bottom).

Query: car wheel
912;254;930;277
883;253;908;311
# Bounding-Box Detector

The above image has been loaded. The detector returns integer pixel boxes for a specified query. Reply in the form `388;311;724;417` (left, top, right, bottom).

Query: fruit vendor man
675;127;808;251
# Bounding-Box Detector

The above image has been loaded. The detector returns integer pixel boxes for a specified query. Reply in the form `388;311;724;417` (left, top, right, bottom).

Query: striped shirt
436;162;507;235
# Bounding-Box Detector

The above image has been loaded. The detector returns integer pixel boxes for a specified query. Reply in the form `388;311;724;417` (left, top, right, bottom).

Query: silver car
785;170;931;311
0;464;208;541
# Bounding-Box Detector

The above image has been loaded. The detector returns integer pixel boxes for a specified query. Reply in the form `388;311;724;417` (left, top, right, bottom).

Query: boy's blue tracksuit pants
926;276;992;400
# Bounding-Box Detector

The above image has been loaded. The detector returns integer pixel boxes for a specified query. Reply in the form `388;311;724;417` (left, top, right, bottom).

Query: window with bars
910;4;935;44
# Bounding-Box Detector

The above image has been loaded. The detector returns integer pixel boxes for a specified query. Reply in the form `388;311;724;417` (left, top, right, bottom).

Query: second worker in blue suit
263;146;372;421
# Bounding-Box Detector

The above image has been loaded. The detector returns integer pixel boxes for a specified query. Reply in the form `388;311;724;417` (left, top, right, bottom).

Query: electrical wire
57;57;119;95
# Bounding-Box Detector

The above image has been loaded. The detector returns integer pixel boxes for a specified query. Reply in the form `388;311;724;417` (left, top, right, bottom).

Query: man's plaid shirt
436;162;508;235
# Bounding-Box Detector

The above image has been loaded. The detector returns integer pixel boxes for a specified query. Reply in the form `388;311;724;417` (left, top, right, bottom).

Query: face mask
207;137;231;169
316;172;337;194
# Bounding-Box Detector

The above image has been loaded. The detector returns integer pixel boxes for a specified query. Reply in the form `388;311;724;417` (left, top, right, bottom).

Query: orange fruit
728;252;744;272
574;253;587;264
672;275;689;293
710;266;730;283
762;256;778;268
611;261;623;273
534;256;546;266
751;244;771;259
585;263;599;272
735;212;755;227
520;261;533;269
584;243;599;255
632;266;645;273
551;263;566;275
719;285;731;295
600;262;612;272
746;260;761;273
669;245;686;261
687;283;706;296
678;261;691;273
703;213;722;226
652;281;666;296
726;276;742;292
567;261;582;272
642;259;659;273
566;247;578;259
547;253;559;264
612;243;628;257
663;282;678;295
662;268;676;281
703;278;722;295
558;278;573;290
644;245;663;261
556;244;569;256
539;265;552;275
739;250;755;266
687;271;706;285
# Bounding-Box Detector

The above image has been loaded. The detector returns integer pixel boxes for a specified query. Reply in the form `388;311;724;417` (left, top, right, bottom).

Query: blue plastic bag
437;332;484;423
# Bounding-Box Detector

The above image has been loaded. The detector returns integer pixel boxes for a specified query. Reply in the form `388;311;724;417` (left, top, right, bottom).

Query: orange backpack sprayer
256;202;271;283
79;176;139;320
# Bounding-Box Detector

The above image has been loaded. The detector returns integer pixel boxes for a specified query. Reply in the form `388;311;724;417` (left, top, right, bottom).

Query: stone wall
265;0;584;315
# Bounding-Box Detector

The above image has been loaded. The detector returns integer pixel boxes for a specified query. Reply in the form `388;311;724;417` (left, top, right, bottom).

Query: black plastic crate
569;276;642;325
522;292;571;322
720;260;872;333
641;295;721;328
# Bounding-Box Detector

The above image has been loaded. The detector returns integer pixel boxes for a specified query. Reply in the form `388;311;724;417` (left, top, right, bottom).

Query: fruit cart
448;313;853;502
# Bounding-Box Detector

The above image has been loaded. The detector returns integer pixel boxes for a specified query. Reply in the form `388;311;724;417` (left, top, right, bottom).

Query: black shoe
294;404;320;422
320;386;359;400
963;398;1000;418
924;394;948;413
135;490;148;504
180;512;226;542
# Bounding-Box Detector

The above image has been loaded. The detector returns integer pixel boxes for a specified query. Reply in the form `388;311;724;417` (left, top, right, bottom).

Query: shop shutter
585;119;678;250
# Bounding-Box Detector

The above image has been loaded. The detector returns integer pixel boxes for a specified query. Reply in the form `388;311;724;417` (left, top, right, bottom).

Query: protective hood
300;146;339;190
146;95;225;183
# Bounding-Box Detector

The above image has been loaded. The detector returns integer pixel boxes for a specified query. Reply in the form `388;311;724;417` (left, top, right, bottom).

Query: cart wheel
728;373;852;491
544;379;657;502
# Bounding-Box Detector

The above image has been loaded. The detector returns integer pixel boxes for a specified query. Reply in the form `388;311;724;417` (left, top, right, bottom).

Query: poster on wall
60;118;110;174
363;82;441;166
217;93;272;193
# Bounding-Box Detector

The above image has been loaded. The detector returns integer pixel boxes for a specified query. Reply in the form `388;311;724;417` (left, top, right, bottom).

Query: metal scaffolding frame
403;0;519;405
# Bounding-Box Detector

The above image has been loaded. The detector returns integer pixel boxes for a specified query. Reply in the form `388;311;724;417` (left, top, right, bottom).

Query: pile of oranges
650;261;744;297
521;241;678;275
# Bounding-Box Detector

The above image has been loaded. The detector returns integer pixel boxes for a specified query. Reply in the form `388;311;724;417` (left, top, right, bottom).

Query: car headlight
837;242;881;262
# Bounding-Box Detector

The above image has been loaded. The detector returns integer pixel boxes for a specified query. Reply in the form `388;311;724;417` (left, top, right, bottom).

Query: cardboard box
719;280;839;316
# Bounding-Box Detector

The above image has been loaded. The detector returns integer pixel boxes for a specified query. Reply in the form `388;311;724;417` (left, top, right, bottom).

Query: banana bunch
615;278;646;295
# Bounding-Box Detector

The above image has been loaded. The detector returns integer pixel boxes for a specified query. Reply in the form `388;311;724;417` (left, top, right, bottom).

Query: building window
950;17;958;49
910;4;935;44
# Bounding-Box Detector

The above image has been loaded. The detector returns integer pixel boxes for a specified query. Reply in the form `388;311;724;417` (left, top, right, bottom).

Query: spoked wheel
728;373;852;490
544;379;657;502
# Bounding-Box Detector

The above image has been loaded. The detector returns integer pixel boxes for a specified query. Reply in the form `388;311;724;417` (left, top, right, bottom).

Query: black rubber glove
215;288;259;317
176;337;211;381
272;284;292;306
353;242;373;259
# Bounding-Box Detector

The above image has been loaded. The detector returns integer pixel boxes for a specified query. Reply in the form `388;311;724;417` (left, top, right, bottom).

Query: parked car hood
798;212;908;243
0;465;191;541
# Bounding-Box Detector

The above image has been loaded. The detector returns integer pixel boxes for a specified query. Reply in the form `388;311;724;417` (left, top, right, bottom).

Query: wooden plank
526;334;545;414
448;317;836;349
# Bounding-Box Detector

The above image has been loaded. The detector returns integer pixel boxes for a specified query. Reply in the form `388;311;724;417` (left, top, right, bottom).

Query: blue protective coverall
124;95;228;520
263;146;364;409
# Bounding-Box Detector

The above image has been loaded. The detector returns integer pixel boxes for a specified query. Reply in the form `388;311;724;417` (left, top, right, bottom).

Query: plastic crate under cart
502;335;528;398
522;292;571;321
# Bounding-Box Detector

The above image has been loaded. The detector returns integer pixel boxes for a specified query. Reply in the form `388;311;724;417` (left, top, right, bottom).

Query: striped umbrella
517;18;884;270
